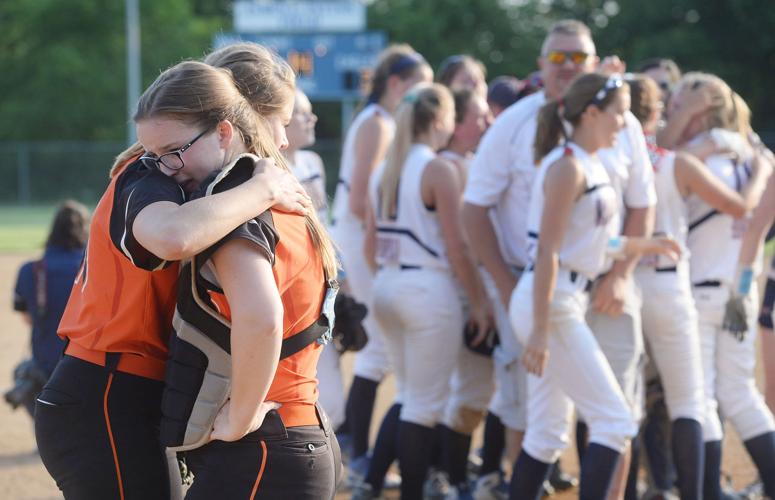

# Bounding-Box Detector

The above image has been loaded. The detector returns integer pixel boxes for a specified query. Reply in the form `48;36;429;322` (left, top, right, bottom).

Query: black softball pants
34;355;170;500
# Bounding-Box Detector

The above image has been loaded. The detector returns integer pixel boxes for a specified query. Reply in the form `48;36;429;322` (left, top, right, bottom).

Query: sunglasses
545;50;591;65
139;128;210;172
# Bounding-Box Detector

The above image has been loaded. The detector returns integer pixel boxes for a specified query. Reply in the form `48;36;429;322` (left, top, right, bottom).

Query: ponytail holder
557;98;565;112
403;92;419;104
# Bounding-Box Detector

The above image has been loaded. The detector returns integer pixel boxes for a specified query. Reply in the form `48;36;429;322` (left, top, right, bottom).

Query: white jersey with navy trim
371;144;448;271
686;151;752;286
331;103;395;225
526;143;619;281
290;150;328;223
598;111;657;216
463;91;546;268
641;147;690;269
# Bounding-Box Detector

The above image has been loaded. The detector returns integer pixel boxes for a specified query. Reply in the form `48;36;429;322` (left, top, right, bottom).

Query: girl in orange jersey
34;47;309;499
136;61;341;499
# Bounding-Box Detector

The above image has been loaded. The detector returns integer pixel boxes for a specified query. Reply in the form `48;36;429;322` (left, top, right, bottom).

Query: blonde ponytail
379;83;453;219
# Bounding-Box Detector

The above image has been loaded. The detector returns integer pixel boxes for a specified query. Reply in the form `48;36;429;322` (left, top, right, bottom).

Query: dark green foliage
1;0;772;138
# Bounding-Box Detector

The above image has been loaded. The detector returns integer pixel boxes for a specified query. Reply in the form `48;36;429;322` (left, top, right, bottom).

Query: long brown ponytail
534;72;628;164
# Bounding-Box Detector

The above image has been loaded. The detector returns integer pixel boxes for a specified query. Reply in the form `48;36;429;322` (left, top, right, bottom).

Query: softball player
355;83;493;500
576;77;656;500
667;73;775;498
436;54;488;99
329;44;432;472
509;72;678;500
463;20;597;497
424;88;493;496
33;55;310;499
629;74;768;499
727;154;775;497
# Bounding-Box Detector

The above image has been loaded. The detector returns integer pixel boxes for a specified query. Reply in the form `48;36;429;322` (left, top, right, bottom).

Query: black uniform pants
34;355;169;499
184;406;342;500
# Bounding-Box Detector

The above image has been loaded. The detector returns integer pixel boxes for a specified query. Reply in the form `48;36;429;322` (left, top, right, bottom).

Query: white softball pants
693;283;775;442
329;216;392;382
373;266;463;428
635;265;705;423
510;270;637;463
482;268;528;432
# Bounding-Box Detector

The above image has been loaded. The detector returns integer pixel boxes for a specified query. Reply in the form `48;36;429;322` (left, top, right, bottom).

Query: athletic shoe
548;462;578;492
467;452;483;478
350;480;377;500
640;488;679;500
472;471;509;500
383;469;402;490
738;478;764;500
540;479;555;497
424;470;459;500
455;481;475;500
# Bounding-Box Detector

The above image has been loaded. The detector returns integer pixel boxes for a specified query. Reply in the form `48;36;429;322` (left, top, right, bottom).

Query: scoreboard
214;32;387;101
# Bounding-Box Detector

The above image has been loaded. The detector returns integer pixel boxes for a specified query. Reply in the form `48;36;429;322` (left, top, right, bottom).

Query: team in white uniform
311;19;775;500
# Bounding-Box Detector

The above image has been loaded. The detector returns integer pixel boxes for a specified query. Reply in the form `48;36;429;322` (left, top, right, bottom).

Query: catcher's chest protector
159;154;337;451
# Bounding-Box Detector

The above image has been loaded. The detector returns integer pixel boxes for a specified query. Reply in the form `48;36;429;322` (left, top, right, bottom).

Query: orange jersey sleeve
58;160;185;380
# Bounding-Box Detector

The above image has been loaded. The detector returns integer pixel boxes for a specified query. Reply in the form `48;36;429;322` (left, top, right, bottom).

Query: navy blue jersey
14;246;84;375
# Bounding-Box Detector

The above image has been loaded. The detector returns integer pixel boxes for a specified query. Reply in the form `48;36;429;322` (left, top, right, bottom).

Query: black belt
693;280;721;288
569;271;594;292
378;264;422;271
528;265;593;292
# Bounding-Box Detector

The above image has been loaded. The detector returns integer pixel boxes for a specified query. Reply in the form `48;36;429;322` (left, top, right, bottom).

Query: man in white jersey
464;19;655;498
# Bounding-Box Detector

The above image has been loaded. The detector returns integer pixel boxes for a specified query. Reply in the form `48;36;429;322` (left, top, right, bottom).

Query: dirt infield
0;253;759;499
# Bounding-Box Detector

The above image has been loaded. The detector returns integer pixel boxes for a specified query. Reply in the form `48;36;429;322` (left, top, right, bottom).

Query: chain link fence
0;140;344;206
2;132;773;206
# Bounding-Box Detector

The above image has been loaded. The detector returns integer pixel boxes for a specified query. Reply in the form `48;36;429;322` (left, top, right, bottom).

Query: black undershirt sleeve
110;161;186;271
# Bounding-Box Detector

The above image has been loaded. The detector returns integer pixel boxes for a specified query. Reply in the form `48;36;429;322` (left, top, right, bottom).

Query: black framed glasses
139;128;210;171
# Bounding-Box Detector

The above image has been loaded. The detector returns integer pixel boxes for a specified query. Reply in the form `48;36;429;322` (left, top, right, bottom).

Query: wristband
607;236;628;260
737;266;754;296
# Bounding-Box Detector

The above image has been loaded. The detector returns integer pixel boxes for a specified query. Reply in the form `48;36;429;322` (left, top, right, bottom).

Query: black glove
722;295;748;341
332;292;369;353
463;323;499;357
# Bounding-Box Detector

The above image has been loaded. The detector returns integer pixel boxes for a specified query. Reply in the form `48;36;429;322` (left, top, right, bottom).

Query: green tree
367;0;775;133
0;0;227;141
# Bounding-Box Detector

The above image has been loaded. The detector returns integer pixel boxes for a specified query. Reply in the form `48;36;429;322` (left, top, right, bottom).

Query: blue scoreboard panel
214;31;387;100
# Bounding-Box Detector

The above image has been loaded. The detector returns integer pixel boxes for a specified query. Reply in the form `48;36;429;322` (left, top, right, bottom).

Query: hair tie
389;53;425;75
403;92;419;104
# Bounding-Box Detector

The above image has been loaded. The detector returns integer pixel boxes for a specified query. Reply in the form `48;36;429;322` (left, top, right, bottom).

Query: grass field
0;205;58;252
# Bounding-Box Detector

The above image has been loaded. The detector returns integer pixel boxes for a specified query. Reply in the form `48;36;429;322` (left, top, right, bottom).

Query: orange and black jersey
58;159;185;380
181;163;326;427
